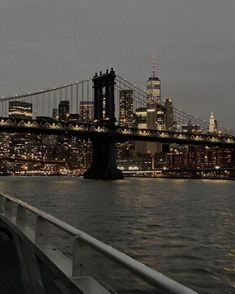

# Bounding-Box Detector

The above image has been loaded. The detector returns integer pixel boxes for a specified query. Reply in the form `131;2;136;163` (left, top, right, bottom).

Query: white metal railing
0;192;198;294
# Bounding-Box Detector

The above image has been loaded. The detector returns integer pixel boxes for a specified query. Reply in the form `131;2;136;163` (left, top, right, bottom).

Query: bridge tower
84;69;124;180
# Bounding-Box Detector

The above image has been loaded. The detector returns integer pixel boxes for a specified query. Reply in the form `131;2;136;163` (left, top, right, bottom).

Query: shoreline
0;174;234;181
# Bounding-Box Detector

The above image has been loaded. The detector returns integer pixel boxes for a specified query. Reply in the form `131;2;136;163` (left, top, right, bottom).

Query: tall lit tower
146;53;164;165
119;90;134;127
208;112;217;133
164;97;174;131
146;53;161;103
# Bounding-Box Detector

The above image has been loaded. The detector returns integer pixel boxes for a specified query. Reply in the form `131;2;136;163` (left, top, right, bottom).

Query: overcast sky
0;0;235;128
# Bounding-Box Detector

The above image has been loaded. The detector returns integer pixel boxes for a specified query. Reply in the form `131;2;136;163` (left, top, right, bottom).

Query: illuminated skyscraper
119;90;134;127
79;101;94;123
134;107;147;154
146;53;165;131
146;53;161;103
164;98;174;130
208;112;217;133
146;54;164;158
59;101;70;121
134;107;147;129
9;101;32;119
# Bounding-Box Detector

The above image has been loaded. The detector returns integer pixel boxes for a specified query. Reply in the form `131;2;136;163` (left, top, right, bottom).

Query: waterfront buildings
166;145;234;169
0;58;233;177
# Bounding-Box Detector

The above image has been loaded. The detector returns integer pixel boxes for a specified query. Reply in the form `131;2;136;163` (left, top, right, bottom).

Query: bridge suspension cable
0;77;93;119
116;74;229;133
0;78;92;102
0;72;230;134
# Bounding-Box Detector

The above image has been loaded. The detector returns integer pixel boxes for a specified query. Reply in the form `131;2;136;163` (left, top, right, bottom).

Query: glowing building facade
79;101;94;123
119;90;134;127
208;112;217;133
9;101;33;119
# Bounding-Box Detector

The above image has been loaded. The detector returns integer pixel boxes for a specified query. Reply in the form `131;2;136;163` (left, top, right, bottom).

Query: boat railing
0;192;198;294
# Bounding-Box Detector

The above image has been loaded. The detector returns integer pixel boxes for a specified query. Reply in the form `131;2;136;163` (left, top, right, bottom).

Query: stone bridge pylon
84;69;124;180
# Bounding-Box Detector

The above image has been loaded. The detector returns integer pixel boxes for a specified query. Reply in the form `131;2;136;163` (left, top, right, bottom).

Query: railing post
35;216;49;245
16;205;27;228
5;198;14;219
72;237;89;277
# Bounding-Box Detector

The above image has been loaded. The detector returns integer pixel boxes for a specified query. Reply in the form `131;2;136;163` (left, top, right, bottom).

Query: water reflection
0;176;235;293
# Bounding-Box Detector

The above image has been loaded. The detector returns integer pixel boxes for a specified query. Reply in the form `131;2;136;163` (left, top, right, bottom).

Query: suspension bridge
0;68;234;179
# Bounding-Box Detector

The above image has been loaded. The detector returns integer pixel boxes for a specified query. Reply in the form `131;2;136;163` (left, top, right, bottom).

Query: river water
0;177;234;293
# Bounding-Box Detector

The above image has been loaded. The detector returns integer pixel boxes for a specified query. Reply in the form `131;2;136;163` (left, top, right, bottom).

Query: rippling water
0;177;234;293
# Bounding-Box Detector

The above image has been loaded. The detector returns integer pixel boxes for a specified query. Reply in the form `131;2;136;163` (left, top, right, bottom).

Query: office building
59;101;70;121
164;98;174;131
208;112;217;133
134;107;147;129
134;107;147;154
79;101;94;123
146;53;161;103
119;90;134;127
9;101;33;119
146;53;164;129
182;123;202;134
146;54;163;156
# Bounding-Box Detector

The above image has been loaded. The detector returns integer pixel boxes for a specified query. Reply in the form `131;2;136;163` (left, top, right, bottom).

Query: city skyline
0;63;234;178
0;0;235;129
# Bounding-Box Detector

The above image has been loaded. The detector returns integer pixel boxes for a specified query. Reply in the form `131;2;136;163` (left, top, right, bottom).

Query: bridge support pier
84;139;123;180
84;68;124;180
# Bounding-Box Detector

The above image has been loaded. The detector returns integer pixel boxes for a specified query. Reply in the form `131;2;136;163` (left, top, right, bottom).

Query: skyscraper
119;90;134;127
134;107;147;154
146;53;161;103
146;54;165;131
9;101;33;119
79;101;94;123
58;101;70;121
208;112;217;133
134;107;147;129
146;54;164;157
164;98;174;130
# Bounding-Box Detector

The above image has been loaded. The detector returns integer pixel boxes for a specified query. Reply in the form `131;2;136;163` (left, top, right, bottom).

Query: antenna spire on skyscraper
152;52;156;78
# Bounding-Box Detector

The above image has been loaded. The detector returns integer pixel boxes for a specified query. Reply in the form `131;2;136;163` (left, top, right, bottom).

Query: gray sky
0;0;235;129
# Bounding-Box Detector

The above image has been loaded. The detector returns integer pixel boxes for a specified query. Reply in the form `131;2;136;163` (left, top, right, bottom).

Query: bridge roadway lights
84;139;124;180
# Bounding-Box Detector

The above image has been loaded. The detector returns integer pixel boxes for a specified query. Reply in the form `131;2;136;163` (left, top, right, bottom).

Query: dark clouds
0;0;235;128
